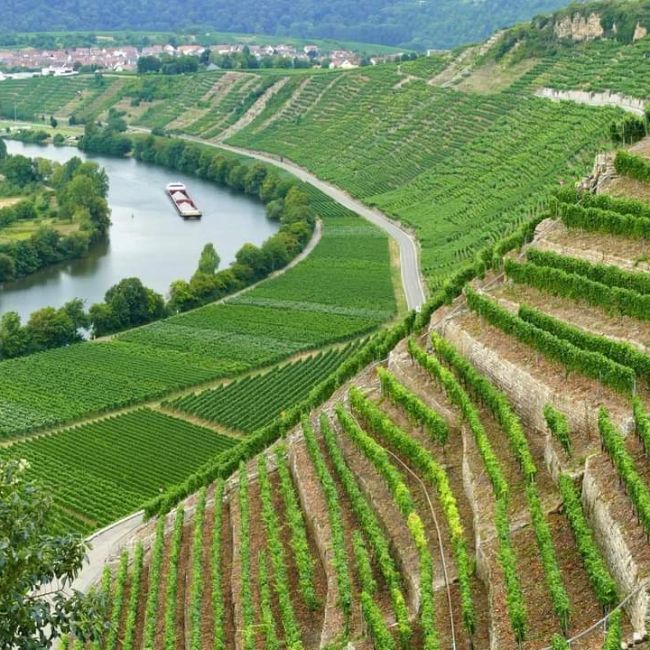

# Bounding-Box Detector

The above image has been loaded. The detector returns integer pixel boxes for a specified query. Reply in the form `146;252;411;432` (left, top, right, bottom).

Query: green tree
2;154;40;187
0;459;107;648
0;312;28;358
196;243;220;276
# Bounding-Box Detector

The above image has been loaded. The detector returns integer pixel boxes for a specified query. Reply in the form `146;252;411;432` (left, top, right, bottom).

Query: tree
0;312;28;358
196;243;220;275
0;251;16;282
0;459;107;648
50;115;58;128
0;137;6;160
2;154;40;187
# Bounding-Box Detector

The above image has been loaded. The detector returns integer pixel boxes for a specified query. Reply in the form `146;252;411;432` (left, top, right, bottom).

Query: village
0;40;396;78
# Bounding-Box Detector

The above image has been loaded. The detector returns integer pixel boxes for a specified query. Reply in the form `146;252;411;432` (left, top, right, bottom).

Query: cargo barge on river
166;183;202;218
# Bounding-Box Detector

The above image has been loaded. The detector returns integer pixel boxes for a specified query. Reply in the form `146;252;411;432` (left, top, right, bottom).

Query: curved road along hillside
212;140;428;312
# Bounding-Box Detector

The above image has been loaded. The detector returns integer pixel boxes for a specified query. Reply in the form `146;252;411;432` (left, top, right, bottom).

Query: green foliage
465;288;636;394
1;0;574;50
555;200;650;239
615;150;650;183
301;417;353;625
319;414;411;644
431;329;537;480
0;459;107;648
599;408;650;537
558;474;618;609
189;488;207;650
520;304;650;383
555;187;650;221
551;633;569;649
212;479;226;650
603;609;622;650
505;258;650;322
257;455;304;649
526;248;650;295
257;551;280;650
168;345;356;433
526;483;571;632
163;506;185;650
142;517;165;650
238;463;256;650
348;386;476;635
105;551;129;650
408;339;509;499
376;366;449;443
543;404;572;455
121;543;144;650
275;446;319;610
0;409;235;533
633;398;650;455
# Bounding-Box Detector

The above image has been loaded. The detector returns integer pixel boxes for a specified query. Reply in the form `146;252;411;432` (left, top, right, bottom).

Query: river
1;140;278;321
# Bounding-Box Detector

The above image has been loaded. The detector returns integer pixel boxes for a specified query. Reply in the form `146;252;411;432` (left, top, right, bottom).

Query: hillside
3;0;572;50
82;170;650;648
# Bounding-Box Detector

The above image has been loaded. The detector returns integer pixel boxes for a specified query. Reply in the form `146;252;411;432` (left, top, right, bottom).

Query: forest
2;0;571;49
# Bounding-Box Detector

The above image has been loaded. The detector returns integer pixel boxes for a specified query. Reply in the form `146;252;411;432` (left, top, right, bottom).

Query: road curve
179;134;428;311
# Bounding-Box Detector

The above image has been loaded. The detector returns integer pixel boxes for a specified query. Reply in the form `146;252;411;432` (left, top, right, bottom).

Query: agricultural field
91;179;650;649
227;63;620;285
166;344;358;433
0;193;394;440
0;408;236;534
0;74;116;120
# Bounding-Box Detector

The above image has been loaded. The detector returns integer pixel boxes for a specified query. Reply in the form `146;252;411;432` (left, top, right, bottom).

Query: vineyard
0;193;394;440
88;177;650;649
166;344;358;434
0;409;236;534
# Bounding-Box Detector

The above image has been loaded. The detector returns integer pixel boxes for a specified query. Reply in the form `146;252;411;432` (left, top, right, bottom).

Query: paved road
168;133;428;311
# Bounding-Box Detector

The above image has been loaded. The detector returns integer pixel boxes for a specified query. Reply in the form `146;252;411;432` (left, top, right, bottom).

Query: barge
166;183;202;218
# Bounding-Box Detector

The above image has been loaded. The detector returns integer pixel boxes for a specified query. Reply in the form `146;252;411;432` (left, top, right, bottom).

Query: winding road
130;127;428;311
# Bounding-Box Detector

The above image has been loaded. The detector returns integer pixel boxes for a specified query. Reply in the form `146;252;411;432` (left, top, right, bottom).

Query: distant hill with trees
2;0;572;49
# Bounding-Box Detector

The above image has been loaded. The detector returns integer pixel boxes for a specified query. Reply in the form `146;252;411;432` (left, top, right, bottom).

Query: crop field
91;184;650;649
0;408;236;534
0;192;394;440
166;344;357;433
0;74;110;119
517;37;650;99
228;64;619;285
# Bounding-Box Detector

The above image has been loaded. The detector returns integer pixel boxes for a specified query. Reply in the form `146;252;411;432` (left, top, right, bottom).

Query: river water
1;141;278;320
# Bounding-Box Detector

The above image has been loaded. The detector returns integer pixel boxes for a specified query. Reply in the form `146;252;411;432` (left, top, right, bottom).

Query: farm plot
229;65;618;286
0;408;235;534
166;344;357;433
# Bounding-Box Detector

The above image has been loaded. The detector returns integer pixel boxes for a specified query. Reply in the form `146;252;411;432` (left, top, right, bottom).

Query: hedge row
526;248;650;295
555;201;650;239
377;366;449;443
633;398;650;455
599;408;650;538
163;507;185;650
554;186;650;220
353;533;397;650
431;327;537;480
520;304;650;382
301;417;353;625
238;464;256;650
189;488;207;650
408;339;509;499
257;455;304;649
122;543;144;650
212;480;226;650
558;474;618;609
105;551;129;650
614;150;650;183
142;517;166;650
464;289;636;394
505;258;650;322
349;386;476;635
319;414;411;644
257;550;280;650
543;404;572;455
275;446;319;610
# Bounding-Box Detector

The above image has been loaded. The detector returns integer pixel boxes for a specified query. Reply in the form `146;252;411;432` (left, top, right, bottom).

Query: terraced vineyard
227;63;620;285
89;180;650;648
0;409;236;534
